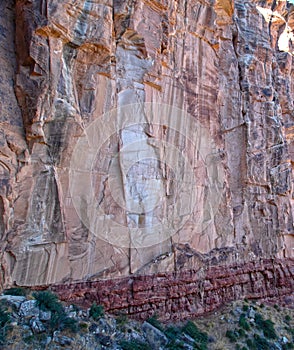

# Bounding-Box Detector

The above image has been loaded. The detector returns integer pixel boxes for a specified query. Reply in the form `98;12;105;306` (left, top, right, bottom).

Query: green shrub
253;313;263;325
239;314;250;331
165;325;186;349
226;330;238;343
253;334;270;350
237;328;246;337
60;315;78;333
49;310;78;333
285;315;291;323
246;338;253;347
119;339;152;350
0;301;11;345
32;291;63;313
147;314;163;331
242;304;249;312
181;321;208;350
116;313;128;330
254;313;277;339
33;290;77;333
89;302;104;320
263;319;277;339
165;326;181;341
182;321;208;345
3;287;28;296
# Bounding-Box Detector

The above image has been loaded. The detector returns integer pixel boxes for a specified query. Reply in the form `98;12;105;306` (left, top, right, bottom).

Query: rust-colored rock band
34;258;294;321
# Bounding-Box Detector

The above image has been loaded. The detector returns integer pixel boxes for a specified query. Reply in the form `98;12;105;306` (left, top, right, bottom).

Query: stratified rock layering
47;258;293;320
0;0;293;309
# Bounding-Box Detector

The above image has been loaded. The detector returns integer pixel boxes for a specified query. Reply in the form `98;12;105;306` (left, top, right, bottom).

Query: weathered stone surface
45;258;294;321
53;332;73;347
19;300;39;318
0;295;26;310
39;309;51;321
30;317;46;334
0;0;293;318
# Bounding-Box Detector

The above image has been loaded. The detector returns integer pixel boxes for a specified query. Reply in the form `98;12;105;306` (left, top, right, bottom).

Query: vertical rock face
0;0;293;293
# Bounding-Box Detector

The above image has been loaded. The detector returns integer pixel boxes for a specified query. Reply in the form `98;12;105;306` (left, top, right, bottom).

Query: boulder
0;295;26;310
19;300;39;318
30;317;46;334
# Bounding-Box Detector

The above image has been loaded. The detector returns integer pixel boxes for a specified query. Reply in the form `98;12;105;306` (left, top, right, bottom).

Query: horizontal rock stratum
0;0;293;317
43;258;293;320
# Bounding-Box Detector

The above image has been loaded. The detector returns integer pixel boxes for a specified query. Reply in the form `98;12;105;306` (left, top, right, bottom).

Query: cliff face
0;0;293;304
48;258;293;320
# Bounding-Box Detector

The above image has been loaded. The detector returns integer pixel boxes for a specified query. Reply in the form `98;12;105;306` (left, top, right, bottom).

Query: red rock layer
43;258;293;321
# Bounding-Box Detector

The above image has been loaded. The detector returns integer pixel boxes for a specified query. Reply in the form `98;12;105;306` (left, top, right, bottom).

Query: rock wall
47;258;294;320
0;0;293;308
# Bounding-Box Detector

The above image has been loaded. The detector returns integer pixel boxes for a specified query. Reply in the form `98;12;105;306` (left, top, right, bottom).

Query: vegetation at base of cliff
254;312;277;339
89;302;104;321
239;314;250;331
182;320;208;348
0;300;11;345
115;312;129;331
222;301;293;350
147;313;164;331
32;290;78;333
0;287;293;349
32;290;63;313
3;287;28;297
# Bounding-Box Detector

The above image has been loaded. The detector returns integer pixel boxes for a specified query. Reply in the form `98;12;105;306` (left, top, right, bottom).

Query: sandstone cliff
0;0;293;314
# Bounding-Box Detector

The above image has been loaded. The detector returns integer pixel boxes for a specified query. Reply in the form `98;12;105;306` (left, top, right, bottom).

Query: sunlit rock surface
0;0;293;298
